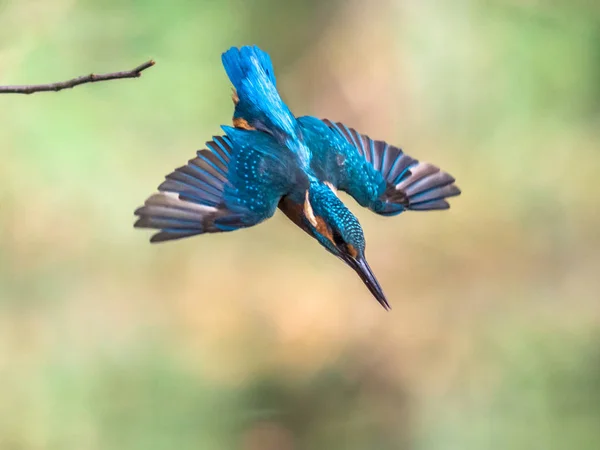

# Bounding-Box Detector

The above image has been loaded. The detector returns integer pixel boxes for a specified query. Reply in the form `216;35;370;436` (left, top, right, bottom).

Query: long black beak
344;255;390;310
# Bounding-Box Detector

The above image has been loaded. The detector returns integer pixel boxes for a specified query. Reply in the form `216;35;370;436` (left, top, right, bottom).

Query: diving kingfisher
134;46;461;309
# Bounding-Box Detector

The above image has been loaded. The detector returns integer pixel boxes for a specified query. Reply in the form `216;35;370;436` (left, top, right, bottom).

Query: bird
134;46;461;310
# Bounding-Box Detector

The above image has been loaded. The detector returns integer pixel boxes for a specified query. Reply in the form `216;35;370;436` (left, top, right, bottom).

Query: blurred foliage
1;0;599;449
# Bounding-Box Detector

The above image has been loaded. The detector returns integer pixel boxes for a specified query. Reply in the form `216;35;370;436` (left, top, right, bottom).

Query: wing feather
135;130;296;242
322;120;461;216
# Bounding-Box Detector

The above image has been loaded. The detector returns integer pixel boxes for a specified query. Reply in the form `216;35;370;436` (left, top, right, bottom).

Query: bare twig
0;60;155;95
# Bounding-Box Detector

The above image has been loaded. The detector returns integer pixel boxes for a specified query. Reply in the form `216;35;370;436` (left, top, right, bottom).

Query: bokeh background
1;0;600;449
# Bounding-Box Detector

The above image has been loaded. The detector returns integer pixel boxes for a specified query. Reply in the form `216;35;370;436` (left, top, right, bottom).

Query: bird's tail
389;162;461;211
221;46;298;142
222;45;277;91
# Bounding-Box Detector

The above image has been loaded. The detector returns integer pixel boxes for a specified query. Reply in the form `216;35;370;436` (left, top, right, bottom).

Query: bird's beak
344;255;390;310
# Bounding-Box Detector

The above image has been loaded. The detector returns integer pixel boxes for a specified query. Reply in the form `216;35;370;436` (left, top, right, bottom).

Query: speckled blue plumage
307;181;366;255
219;126;301;219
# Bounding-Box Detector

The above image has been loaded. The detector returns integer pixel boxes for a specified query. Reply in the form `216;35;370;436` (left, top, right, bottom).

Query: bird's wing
321;119;461;216
135;128;298;242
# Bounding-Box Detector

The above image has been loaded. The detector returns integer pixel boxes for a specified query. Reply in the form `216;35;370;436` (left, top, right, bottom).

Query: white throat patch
303;190;318;228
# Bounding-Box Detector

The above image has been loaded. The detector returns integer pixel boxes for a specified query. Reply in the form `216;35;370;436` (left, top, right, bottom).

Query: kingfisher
134;46;461;309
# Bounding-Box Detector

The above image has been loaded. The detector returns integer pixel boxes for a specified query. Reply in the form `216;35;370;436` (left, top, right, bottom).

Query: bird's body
135;46;461;309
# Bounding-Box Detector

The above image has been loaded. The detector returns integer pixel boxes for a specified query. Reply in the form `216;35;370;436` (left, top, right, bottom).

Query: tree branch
0;60;155;95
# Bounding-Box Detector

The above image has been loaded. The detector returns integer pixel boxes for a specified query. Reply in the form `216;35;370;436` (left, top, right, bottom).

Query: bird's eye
332;229;345;248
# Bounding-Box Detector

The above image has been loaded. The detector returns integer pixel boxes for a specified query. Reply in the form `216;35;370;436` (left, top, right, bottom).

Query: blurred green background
1;0;599;449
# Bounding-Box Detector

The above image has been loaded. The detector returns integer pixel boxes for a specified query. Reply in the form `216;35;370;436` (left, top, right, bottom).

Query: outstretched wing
134;128;297;242
322;119;461;216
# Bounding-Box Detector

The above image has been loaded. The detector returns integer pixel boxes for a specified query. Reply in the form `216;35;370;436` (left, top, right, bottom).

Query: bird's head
303;183;390;309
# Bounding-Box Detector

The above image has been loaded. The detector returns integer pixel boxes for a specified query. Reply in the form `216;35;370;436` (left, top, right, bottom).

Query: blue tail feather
222;46;276;90
221;46;298;142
